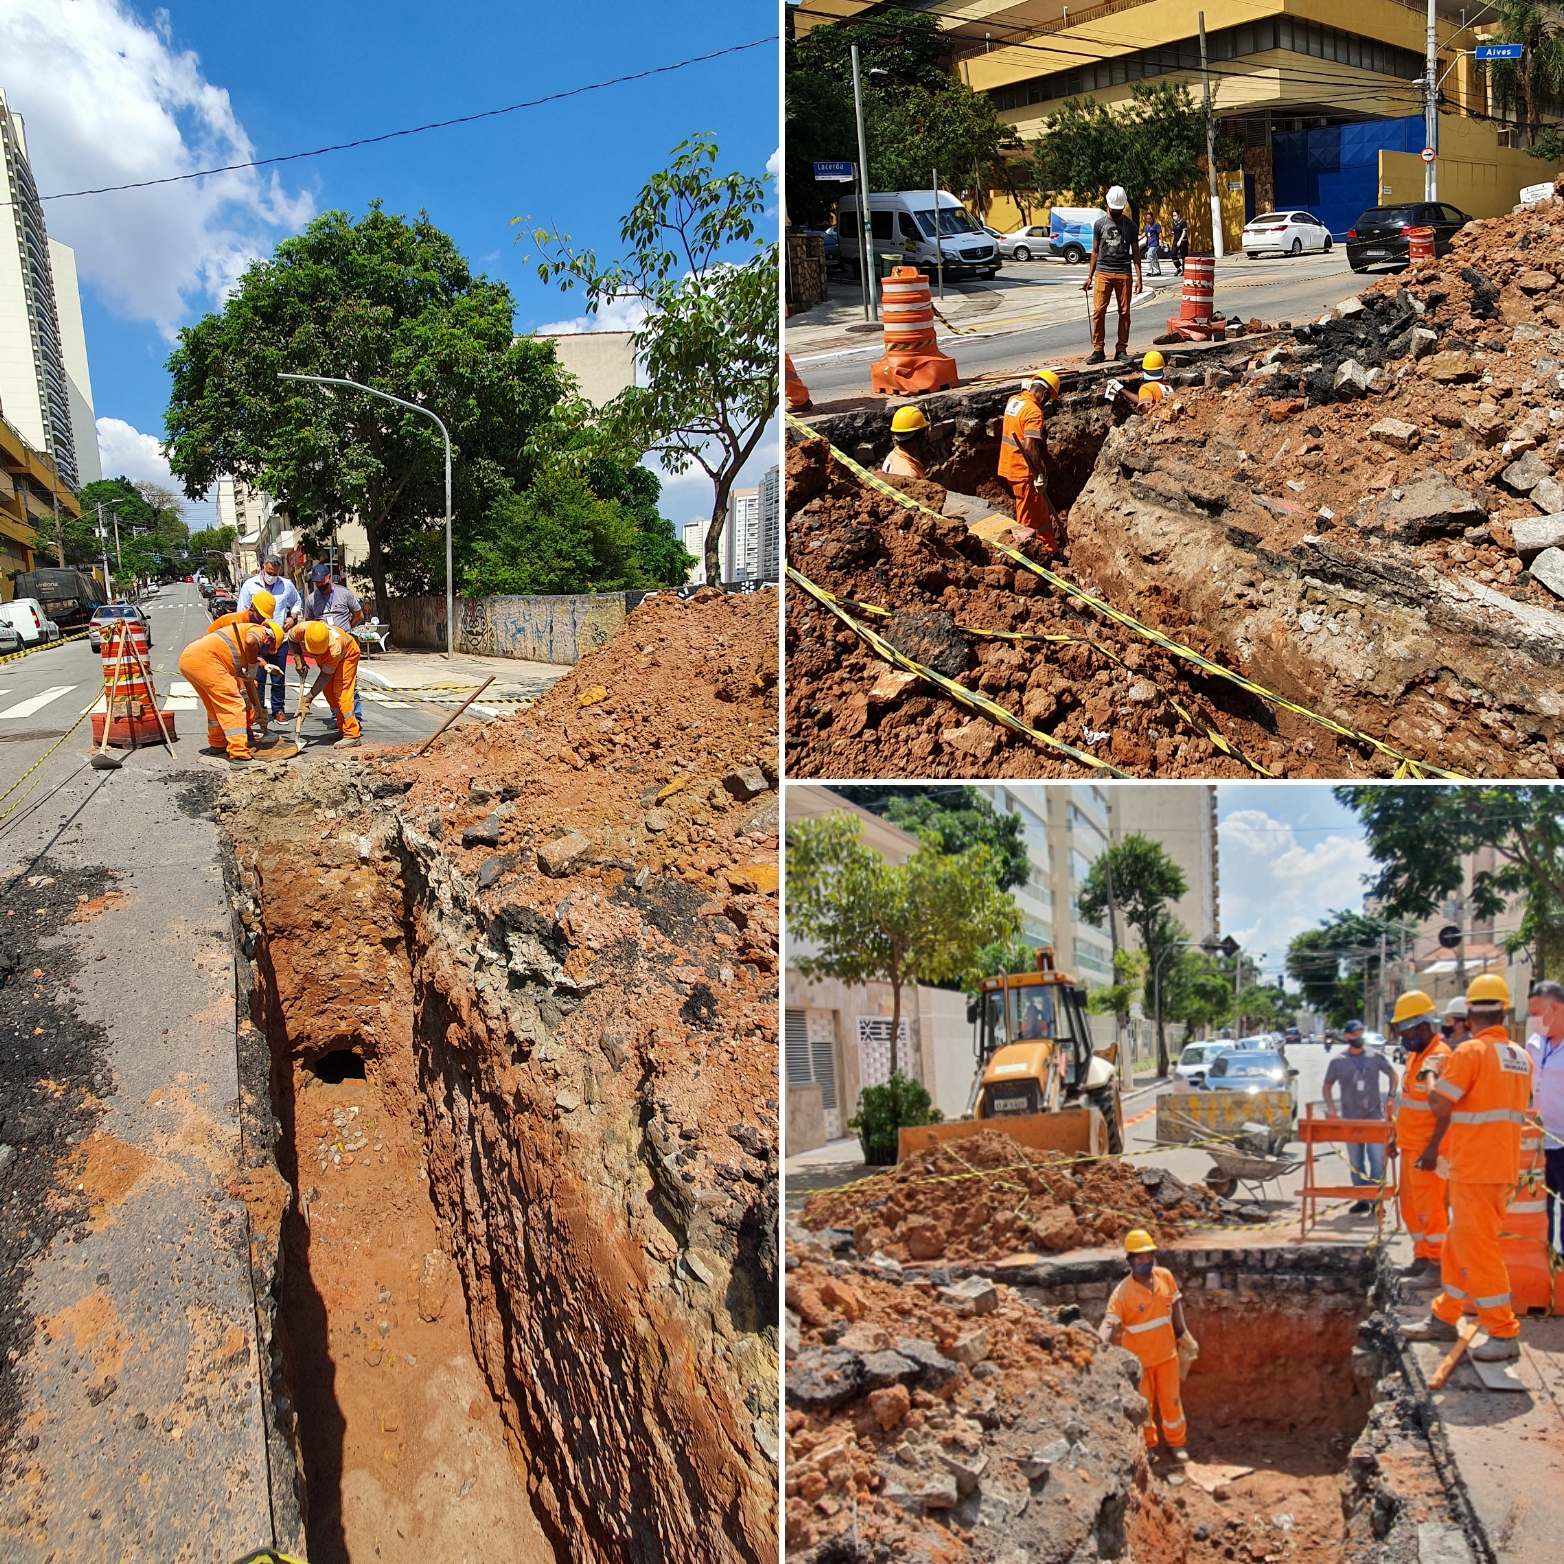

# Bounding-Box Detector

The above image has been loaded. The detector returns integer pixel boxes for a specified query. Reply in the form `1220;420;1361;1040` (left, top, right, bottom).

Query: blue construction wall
1272;117;1426;237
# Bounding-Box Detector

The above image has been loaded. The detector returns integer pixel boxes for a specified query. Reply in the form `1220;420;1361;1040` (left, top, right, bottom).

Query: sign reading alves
813;160;855;182
1475;43;1524;60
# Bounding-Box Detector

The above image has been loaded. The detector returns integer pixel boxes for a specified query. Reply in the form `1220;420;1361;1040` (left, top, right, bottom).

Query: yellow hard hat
1467;972;1511;1006
1391;989;1437;1031
1027;368;1061;400
250;589;276;620
1142;350;1166;373
260;620;284;651
1124;1229;1156;1254
891;405;930;434
304;621;331;656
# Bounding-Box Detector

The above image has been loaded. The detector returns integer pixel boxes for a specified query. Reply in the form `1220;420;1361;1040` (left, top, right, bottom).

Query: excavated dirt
221;586;780;1563
790;197;1564;778
796;1132;1218;1262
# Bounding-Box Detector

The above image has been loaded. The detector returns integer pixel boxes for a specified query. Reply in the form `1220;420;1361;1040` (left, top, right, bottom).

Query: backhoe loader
898;947;1126;1161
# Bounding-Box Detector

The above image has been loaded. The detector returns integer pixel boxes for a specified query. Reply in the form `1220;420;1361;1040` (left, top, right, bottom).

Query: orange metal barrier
1298;1102;1396;1238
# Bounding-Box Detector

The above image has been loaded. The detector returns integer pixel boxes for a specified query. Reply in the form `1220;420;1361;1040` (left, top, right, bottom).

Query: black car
1345;202;1471;273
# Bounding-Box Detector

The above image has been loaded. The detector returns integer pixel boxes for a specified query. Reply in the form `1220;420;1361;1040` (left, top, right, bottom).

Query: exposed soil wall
223;587;780;1563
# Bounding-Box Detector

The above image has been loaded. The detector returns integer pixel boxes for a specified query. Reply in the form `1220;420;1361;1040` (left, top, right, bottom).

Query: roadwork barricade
871;267;958;394
1298;1103;1395;1239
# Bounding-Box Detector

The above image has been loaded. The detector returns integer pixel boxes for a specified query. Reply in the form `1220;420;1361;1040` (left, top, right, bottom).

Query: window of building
1073;940;1112;976
1069;848;1094;883
785;1008;838;1111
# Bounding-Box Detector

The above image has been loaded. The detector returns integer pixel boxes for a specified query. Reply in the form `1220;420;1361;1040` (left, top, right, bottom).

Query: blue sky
1216;785;1373;988
3;0;778;529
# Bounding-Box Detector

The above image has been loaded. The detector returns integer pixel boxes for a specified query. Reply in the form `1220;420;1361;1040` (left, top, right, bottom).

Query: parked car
837;190;1001;279
1345;201;1471;272
1173;1040;1238;1087
88;602;153;652
999;223;1052;262
11;568;102;631
793;225;840;268
1195;1049;1300;1111
2;597;61;645
0;619;21;655
207;590;237;619
1241;210;1333;257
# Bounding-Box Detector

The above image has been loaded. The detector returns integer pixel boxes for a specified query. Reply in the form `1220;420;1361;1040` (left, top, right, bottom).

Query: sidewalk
355;649;568;706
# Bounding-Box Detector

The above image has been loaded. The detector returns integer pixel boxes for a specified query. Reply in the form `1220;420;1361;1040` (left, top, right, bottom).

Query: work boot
1470;1334;1520;1362
334;735;363;749
1171;1448;1189;1464
1087;350;1106;364
1400;1314;1460;1342
1407;1266;1442;1290
227;754;253;767
1398;1257;1434;1281
1349;1200;1373;1215
1114;346;1130;360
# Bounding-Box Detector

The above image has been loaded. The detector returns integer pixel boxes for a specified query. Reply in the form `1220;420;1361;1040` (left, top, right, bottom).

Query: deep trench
221;766;778;1564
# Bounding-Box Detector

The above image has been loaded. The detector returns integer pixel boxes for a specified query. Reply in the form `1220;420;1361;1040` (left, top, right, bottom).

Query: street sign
812;160;855;182
1438;924;1464;949
1219;935;1240;959
1475;43;1524;61
1420;147;1437;163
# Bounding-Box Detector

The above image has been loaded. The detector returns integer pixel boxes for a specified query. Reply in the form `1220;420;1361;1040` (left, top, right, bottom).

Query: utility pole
96;503;111;596
850;44;879;321
50;487;63;567
1425;0;1439;200
1104;859;1124;1070
1199;13;1225;259
111;507;122;571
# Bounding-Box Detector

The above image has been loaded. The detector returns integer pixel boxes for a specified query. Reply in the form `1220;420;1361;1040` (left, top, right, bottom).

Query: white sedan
998;224;1052;262
1243;210;1333;258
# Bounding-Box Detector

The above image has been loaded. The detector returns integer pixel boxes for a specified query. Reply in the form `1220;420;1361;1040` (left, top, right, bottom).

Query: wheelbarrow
1202;1145;1304;1203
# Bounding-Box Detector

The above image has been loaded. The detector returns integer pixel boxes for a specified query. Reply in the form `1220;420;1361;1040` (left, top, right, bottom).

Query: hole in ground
309;1048;366;1084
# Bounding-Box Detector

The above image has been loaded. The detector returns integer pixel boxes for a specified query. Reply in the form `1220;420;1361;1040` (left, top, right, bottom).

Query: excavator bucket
898;1105;1107;1164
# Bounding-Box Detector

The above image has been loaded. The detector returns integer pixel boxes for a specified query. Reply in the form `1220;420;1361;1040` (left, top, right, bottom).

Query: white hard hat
1106;185;1128;211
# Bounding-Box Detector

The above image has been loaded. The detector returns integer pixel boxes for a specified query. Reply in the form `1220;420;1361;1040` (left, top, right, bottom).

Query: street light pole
278;373;454;659
1425;0;1439;201
1199;13;1225;260
850;44;879;321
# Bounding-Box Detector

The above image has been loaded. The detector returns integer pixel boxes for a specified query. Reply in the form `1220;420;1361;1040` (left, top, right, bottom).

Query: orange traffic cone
92;619;176;749
871;267;958;395
1501;1122;1558;1315
785;354;812;411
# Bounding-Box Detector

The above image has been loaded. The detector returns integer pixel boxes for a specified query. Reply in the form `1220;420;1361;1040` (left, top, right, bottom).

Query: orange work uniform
1105;1266;1186;1449
289;623;361;739
1429;1025;1534;1339
178;624;272;759
1138;379;1170;405
880;445;927;480
206;609;262;636
997;392;1055;547
1396;1038;1453;1262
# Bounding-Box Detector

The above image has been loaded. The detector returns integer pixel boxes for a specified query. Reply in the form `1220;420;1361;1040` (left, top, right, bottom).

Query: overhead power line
24;36;774;203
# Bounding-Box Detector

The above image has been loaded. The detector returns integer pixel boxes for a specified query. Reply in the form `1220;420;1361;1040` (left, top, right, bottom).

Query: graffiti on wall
386;593;627;666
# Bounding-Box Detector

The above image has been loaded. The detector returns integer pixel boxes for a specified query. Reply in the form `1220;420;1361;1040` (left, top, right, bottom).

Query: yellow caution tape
787;413;1467;780
787;567;1129;777
0;630;92;666
929;301;985;336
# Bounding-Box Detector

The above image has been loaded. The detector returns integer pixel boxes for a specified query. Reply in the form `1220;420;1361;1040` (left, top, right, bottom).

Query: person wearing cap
1524;980;1564;1255
1099;1230;1189;1463
881;406;930;480
1403;973;1534;1361
1388;990;1452;1289
178;618;284;764
288;620;362;748
1083;186;1141;364
1323;1020;1398;1214
238;554;302;720
997;370;1061;551
1142;214;1164;277
1442;996;1473;1048
304;563;365;725
1170;212;1189;275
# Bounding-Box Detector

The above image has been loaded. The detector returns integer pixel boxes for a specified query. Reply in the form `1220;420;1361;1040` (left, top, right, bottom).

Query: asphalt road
794;248;1384;402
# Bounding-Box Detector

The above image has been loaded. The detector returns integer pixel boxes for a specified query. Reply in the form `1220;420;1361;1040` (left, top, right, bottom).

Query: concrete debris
1529;546;1564;597
1512;512;1564;555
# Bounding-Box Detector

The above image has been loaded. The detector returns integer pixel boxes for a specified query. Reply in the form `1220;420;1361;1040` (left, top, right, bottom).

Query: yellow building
0;411;78;597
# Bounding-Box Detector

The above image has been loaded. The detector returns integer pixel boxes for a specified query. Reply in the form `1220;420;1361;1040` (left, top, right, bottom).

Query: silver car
998;224;1052;262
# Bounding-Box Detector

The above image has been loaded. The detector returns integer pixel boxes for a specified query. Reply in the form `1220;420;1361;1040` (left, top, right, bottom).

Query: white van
837;190;1001;281
2;597;60;645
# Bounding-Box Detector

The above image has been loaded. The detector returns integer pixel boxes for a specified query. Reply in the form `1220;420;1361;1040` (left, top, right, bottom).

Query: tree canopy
73;477;191;582
1285;908;1416;1026
1483;2;1564;148
786;814;1021;1075
831;785;1030;893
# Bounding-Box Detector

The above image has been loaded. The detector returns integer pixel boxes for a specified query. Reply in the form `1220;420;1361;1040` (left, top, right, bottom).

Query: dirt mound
798;1131;1214;1262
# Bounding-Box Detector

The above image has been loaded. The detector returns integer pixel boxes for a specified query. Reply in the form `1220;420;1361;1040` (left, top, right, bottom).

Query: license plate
1364;248;1387;257
991;1096;1030;1114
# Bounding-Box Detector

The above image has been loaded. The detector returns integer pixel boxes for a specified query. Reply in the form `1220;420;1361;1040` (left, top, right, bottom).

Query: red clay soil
798;1131;1212;1263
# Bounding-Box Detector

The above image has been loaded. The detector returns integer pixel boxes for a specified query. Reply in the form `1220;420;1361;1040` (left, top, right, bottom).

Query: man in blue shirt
1323;1019;1399;1214
237;554;301;719
303;563;366;723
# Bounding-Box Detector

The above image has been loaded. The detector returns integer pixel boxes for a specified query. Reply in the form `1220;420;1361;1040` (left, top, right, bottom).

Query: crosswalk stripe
163;698;200;711
171;680;197;697
1;685;77;719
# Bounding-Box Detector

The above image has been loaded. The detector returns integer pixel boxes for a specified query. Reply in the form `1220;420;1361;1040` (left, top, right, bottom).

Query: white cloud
1218;808;1373;982
534;292;650;336
95;415;215;527
1;0;313;336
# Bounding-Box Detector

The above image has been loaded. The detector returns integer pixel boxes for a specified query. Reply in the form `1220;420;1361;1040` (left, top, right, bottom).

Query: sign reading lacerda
1520;181;1557;206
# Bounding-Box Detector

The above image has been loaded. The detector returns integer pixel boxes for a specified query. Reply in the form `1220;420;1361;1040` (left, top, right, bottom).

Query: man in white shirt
237;554;302;719
1525;980;1564;1253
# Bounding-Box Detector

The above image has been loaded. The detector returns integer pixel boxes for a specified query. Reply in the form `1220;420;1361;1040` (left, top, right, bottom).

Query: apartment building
758;463;780;580
0;409;78;591
723;485;761;584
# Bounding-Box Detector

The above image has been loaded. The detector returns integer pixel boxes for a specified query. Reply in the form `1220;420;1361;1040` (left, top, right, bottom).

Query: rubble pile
786;436;1359;778
798;1131;1216;1262
224;586;780;1563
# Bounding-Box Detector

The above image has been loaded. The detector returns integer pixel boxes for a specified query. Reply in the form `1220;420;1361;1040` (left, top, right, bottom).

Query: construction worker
289;620;362;748
207;588;275;637
881;406;930;480
1112;351;1172;418
178;618;283;764
1083;185;1141;364
1442;996;1473;1047
1388;989;1451;1290
1403;973;1535;1362
239;554;302;721
1099;1230;1188;1463
997;369;1061;552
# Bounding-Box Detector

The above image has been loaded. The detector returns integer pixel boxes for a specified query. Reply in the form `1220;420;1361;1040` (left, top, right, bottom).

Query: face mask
1130;1258;1154;1279
263;571;278;584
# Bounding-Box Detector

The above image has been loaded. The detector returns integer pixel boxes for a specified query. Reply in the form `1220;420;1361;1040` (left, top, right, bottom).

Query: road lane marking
1;686;77;719
172;680;197;696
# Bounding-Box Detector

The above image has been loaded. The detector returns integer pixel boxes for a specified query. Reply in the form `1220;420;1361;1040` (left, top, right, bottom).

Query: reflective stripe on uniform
1398;1099;1433;1112
1432;1077;1465;1101
1161;1412;1186;1430
1507;1199;1548;1214
1124;1317;1170;1335
1450;1108;1529;1125
1474;1290;1512;1309
1442;1281;1468;1300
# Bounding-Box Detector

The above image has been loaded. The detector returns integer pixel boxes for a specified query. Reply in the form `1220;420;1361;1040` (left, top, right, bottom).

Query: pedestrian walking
1323;1019;1398;1214
1170;211;1189;274
1099;1230;1189;1463
1524;979;1564;1254
996;369;1061;551
1388;990;1451;1289
238;554;302;720
1083;186;1141;363
1403;974;1534;1363
304;563;366;726
1143;214;1164;276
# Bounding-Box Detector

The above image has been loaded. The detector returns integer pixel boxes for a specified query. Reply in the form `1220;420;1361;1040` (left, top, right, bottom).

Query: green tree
1162;937;1237;1041
1028;80;1216;228
849;1073;942;1166
787;814;1021;1076
863;83;1012;199
1076;833;1189;1074
833;785;1030;892
1285;909;1415;1026
1337;784;1564;979
187;525;237;581
165;203;567;618
530;136;777;586
1483;2;1564;149
1086;946;1150;1035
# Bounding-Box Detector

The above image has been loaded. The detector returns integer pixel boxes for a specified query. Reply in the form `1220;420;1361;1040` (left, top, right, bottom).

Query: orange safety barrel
1166;255;1223;341
1501;1119;1558;1315
92;620;174;748
871;267;958;395
785;354;812;411
1407;226;1436;264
